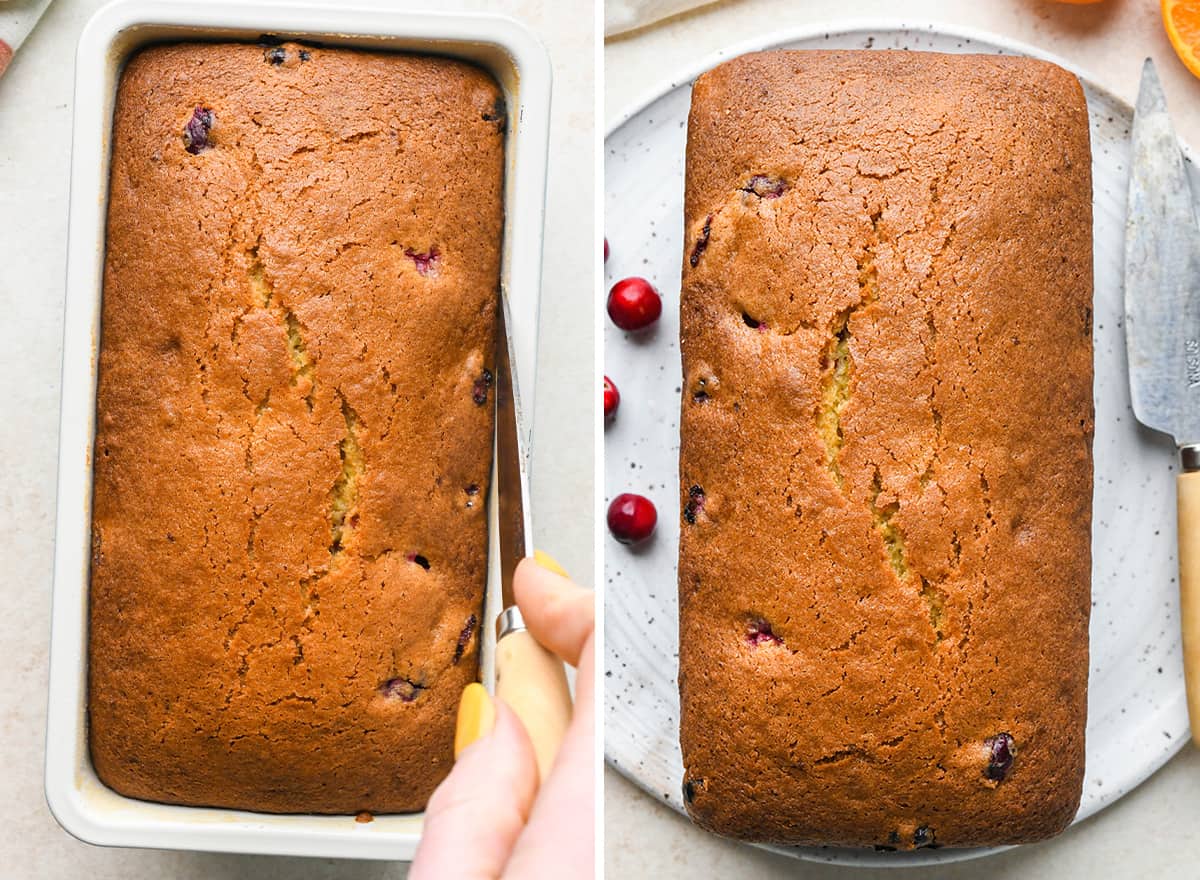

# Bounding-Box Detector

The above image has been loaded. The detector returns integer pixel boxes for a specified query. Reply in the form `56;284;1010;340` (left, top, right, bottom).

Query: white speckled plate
604;21;1197;868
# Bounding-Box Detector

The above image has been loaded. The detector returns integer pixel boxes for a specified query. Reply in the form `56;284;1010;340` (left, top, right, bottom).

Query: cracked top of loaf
89;41;504;813
677;50;1093;849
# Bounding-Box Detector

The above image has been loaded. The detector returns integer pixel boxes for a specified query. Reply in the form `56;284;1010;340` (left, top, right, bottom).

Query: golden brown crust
677;50;1093;849
89;42;503;814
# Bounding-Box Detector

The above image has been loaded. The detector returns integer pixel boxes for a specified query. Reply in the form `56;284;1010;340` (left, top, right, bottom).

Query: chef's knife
1125;58;1200;743
491;292;572;781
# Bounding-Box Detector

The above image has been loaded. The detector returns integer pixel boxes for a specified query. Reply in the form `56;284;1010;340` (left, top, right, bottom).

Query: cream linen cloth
606;0;727;36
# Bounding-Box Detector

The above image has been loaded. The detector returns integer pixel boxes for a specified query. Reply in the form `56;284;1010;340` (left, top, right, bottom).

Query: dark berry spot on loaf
482;96;507;132
692;376;713;404
453;614;478;664
746;619;783;647
379;677;425;702
683;486;705;524
265;46;287;65
984;732;1015;781
183;107;214;154
682;777;706;803
472;369;494;406
299;49;312;62
406;553;431;571
689;215;713;268
405;247;440;277
741;175;787;199
913;826;935;849
465;483;480;508
742;312;765;331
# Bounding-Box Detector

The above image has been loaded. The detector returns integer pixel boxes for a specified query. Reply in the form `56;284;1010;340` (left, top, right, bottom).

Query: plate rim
603;17;1193;868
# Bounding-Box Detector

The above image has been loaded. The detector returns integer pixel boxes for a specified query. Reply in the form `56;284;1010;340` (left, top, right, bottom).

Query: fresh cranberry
607;493;656;545
689;215;713;268
183;107;214;154
379;677;424;702
746;619;782;647
607;277;662;331
683;485;704;524
604;376;620;422
984;732;1015;781
604;237;610;262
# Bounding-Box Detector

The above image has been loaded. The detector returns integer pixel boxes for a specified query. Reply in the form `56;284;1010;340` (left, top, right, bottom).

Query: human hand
410;554;594;879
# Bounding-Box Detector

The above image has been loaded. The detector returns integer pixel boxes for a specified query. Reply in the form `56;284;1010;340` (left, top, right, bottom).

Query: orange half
1165;0;1200;79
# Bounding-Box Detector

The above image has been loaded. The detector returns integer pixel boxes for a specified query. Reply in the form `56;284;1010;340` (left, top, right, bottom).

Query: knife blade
1125;57;1200;744
1125;58;1200;450
491;291;572;782
494;290;534;611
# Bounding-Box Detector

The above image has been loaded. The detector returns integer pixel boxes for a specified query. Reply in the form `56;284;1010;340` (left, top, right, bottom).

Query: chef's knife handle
495;629;572;782
1179;469;1200;746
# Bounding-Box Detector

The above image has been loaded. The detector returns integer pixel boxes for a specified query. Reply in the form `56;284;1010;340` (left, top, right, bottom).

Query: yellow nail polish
454;682;496;758
533;548;569;578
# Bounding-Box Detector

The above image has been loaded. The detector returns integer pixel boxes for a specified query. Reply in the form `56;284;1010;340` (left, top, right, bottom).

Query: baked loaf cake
89;42;504;813
677;50;1093;849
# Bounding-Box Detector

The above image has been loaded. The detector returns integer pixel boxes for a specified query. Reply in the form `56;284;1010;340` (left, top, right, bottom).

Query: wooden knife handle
1179;470;1200;745
495;629;572;782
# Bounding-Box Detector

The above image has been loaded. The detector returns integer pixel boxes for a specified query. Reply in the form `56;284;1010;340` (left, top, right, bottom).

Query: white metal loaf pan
46;0;549;860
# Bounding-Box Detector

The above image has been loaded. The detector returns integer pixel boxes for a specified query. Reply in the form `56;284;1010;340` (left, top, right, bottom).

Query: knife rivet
496;606;526;639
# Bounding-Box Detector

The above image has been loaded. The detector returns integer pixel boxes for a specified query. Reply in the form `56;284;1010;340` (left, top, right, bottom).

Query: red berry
984;732;1015;781
604;237;610;262
604;375;620;422
183;106;215;154
746;619;783;647
607;277;662;331
607;493;657;545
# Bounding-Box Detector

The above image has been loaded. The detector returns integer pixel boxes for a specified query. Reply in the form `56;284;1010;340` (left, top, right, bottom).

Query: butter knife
492;292;572;780
1125;58;1200;742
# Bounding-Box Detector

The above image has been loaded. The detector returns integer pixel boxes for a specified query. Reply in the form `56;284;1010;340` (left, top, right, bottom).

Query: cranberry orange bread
677;50;1093;849
89;42;504;813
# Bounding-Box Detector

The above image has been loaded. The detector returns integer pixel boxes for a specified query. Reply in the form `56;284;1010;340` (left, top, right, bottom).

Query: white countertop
0;0;594;876
604;0;1200;877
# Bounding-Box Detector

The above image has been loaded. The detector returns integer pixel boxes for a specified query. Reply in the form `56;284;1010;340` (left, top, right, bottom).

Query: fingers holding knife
412;552;595;878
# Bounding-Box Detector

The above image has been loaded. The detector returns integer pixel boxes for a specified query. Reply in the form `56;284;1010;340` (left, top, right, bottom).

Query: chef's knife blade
494;292;534;612
1126;58;1200;747
490;291;572;782
1125;58;1200;452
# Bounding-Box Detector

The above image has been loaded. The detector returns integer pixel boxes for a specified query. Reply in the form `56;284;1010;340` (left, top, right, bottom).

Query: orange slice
1165;0;1200;78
